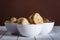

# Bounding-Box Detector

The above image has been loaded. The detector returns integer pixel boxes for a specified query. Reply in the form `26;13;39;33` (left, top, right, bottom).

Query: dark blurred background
0;0;60;26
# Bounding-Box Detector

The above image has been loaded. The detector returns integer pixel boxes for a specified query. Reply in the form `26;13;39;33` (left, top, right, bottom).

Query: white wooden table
0;26;60;40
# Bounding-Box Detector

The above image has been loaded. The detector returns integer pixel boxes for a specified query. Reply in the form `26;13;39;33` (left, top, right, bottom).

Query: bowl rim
43;22;54;24
17;22;54;26
5;22;55;26
17;24;43;26
5;22;17;24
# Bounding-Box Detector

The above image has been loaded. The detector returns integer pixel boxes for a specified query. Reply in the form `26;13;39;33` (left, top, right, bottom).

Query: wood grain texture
0;26;60;40
0;31;18;40
36;26;60;40
0;36;17;40
0;31;6;39
18;37;34;40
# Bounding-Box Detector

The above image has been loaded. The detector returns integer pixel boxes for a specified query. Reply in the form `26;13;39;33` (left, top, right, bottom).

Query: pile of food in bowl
5;13;54;37
5;17;18;33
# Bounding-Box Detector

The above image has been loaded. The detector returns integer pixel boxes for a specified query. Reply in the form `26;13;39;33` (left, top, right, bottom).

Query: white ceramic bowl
17;24;42;37
5;23;18;33
41;22;54;35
